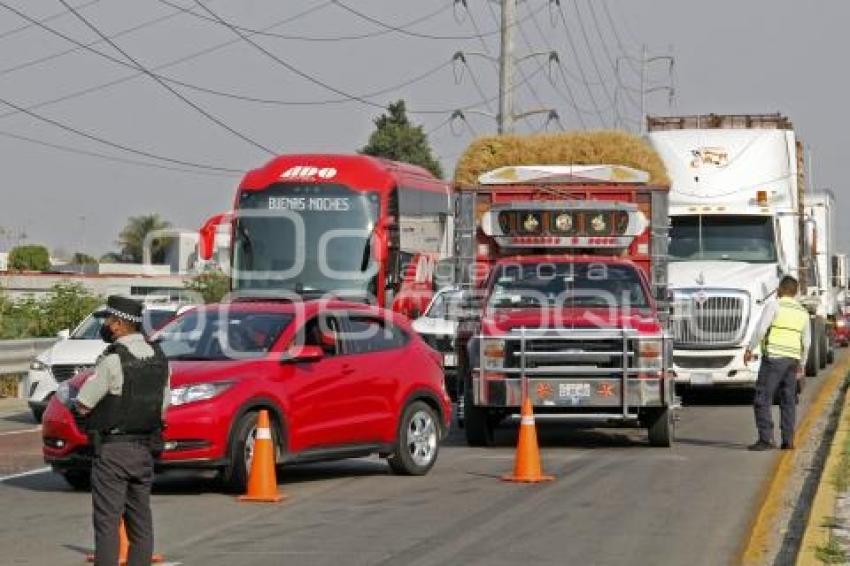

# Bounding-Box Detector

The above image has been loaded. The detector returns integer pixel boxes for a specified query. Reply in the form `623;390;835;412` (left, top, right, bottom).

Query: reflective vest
764;297;809;360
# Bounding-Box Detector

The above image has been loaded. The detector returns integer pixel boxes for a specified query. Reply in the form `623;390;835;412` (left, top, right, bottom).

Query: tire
805;320;820;377
60;469;91;491
31;407;44;424
463;382;495;447
827;345;835;364
219;410;281;493
647;407;674;447
388;401;440;475
818;321;828;369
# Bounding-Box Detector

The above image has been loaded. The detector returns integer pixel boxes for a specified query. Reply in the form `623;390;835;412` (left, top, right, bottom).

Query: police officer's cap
105;295;143;323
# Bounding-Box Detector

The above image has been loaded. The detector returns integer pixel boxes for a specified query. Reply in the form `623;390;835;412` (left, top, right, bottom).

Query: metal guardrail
0;338;58;375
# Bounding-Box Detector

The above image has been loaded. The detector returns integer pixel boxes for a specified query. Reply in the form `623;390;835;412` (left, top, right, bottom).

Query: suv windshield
71;313;106;340
233;183;380;296
669;215;777;263
487;262;649;309
156;310;292;361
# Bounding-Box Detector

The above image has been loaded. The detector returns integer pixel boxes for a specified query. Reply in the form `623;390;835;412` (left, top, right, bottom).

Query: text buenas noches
268;197;351;212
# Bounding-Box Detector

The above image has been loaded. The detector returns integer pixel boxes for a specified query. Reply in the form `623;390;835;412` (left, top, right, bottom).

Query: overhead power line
0;3;462;118
55;0;276;154
157;0;454;42
0;127;239;177
0;93;242;173
0;0;329;79
0;0;99;42
567;0;614;108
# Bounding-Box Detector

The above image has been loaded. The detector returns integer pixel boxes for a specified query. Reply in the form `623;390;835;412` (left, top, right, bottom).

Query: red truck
454;163;676;447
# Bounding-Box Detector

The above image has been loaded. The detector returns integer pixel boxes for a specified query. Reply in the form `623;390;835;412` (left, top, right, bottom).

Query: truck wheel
60;469;91;491
31;406;45;424
818;321;828;369
805;321;820;377
647;407;674;447
463;384;495;447
220;410;281;493
388;401;440;475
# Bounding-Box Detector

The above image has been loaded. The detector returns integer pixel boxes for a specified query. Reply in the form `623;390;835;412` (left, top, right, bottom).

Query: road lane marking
740;353;850;564
0;426;41;436
0;466;50;483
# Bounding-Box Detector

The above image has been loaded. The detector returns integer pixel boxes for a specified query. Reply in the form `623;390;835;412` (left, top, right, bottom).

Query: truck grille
504;337;632;372
51;364;93;383
671;291;748;348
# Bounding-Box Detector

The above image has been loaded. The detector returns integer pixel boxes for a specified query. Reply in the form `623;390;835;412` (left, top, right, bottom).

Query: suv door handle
341;365;355;376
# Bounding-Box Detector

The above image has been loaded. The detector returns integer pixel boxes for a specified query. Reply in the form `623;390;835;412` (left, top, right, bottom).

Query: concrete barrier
0;338;58;375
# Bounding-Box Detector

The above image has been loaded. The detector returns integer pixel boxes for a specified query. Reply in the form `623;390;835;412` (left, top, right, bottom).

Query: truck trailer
804;190;839;366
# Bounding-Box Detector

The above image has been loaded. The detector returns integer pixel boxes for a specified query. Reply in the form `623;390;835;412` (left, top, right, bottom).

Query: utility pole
639;44;647;134
498;0;515;134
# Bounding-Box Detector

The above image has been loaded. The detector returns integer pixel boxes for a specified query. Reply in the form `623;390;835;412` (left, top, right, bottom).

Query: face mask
99;324;115;344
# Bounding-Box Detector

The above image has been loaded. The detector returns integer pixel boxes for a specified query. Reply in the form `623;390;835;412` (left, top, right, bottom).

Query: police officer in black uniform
75;296;170;566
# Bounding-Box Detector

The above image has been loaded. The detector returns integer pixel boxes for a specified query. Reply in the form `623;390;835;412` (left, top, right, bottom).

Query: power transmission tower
615;45;675;133
453;0;560;135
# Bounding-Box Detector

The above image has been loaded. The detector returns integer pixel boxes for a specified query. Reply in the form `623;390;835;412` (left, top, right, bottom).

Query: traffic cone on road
238;410;285;503
502;397;554;483
86;518;164;564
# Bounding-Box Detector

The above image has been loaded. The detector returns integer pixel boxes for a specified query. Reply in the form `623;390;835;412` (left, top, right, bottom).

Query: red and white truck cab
454;165;677;447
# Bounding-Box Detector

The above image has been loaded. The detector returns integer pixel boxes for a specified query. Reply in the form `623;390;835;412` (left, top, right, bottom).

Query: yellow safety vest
765;297;809;360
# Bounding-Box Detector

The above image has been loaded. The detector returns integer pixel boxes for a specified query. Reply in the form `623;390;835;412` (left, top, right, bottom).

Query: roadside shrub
184;269;230;304
8;245;51;272
0;282;102;339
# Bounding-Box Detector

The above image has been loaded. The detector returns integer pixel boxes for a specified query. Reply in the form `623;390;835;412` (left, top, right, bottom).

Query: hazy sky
0;0;847;256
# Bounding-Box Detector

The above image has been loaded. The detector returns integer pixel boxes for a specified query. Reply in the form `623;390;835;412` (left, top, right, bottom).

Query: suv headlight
170;382;233;407
482;339;506;370
30;360;47;371
637;339;663;371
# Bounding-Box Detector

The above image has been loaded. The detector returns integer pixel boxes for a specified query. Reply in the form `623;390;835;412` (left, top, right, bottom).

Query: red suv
42;300;452;491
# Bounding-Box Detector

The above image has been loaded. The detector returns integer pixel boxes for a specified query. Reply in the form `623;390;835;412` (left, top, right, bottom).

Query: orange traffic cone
86;518;164;564
502;396;554;483
238;410;285;503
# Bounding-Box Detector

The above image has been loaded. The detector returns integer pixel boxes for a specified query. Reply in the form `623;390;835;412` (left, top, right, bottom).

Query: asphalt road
0;357;842;566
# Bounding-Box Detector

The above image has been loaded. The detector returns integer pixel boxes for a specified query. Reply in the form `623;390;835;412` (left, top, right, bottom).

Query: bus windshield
487;262;649;309
233;183;380;295
669;215;777;263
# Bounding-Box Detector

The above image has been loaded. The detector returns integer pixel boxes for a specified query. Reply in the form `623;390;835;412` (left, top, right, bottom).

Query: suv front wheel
388;401;440;475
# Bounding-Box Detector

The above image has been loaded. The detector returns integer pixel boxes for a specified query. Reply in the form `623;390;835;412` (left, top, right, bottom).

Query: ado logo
280;165;338;180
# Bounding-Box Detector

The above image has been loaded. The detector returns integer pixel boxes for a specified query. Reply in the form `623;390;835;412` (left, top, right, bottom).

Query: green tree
117;214;172;263
71;252;98;265
8;245;50;271
184;269;230;303
360;100;443;178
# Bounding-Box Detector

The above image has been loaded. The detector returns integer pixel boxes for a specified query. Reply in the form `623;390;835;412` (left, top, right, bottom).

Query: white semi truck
648;114;824;389
804;190;839;366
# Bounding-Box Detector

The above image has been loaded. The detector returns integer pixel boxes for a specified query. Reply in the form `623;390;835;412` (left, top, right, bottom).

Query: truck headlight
482;339;506;370
30;360;47;371
170;382;233;406
637;339;663;371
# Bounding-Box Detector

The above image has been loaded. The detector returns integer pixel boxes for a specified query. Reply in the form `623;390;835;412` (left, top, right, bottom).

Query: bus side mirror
199;212;231;261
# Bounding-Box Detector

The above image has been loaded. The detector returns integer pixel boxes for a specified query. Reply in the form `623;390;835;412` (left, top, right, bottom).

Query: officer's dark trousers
91;441;154;566
753;356;799;445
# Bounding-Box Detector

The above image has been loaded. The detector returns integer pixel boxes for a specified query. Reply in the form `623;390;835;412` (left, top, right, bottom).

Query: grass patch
816;537;848;563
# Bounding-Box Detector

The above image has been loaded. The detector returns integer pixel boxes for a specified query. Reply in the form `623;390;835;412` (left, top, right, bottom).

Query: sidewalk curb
741;354;850;564
796;370;850;564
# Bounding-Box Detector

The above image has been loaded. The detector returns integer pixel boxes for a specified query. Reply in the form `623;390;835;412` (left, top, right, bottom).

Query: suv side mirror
282;345;324;363
57;329;70;340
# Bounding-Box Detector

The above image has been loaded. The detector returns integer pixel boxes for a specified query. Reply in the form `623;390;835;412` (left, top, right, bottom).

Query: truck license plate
443;353;456;366
559;383;591;399
691;372;713;385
